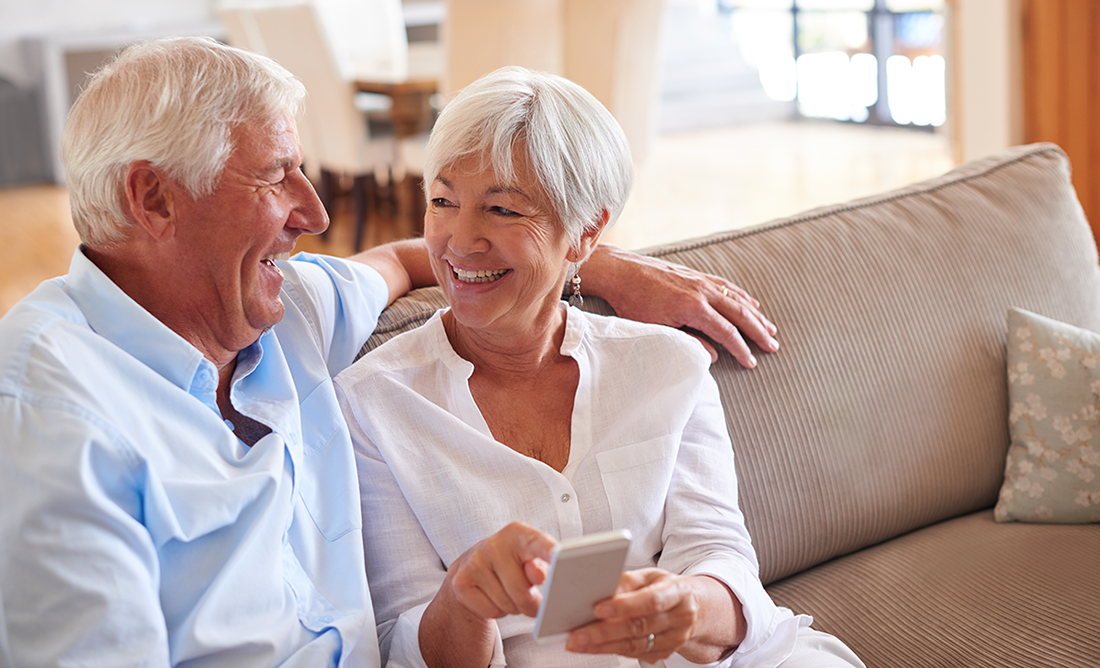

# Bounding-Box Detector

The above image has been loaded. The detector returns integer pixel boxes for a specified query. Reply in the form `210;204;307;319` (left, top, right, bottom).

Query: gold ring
721;286;729;297
644;633;655;653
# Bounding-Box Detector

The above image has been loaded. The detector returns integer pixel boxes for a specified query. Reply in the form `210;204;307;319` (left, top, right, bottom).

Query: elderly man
0;37;777;667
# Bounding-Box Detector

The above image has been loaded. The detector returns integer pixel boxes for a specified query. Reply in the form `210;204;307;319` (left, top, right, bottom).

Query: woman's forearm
419;581;497;668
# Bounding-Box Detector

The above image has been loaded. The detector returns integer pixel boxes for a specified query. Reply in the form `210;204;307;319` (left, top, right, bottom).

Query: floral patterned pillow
995;308;1100;523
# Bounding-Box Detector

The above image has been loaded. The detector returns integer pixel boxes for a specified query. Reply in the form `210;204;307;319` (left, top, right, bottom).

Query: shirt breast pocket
595;434;679;568
296;380;361;541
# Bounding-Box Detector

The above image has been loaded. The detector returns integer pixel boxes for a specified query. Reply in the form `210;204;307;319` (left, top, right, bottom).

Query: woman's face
424;151;578;341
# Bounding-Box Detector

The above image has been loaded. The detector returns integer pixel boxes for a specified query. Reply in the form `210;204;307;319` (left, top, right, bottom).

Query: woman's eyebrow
434;174;534;201
486;184;533;201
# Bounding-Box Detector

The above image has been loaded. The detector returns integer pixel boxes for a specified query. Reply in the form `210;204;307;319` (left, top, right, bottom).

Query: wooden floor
0;120;953;316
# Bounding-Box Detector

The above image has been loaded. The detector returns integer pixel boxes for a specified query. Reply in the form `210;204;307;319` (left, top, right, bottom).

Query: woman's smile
451;264;510;284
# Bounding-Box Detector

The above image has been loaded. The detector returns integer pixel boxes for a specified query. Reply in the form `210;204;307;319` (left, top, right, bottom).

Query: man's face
167;115;328;353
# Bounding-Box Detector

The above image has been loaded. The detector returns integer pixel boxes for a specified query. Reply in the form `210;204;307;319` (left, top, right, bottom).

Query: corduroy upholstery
358;143;1100;666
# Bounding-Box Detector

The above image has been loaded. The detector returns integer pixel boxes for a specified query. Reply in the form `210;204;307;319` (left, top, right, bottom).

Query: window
721;0;946;127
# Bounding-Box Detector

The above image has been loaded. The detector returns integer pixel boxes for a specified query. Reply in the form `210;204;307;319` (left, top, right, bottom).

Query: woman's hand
445;521;557;620
564;569;746;664
420;522;556;667
581;244;779;368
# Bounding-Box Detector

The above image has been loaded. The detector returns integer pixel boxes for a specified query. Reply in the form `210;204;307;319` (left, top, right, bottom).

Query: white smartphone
532;529;632;642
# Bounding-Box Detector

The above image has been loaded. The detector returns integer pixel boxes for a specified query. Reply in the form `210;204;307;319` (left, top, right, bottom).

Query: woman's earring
569;266;584;308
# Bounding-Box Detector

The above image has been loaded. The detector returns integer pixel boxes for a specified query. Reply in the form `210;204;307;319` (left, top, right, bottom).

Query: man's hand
582;244;779;367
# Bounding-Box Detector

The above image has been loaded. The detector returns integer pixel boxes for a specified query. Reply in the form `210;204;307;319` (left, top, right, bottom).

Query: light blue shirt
0;249;387;667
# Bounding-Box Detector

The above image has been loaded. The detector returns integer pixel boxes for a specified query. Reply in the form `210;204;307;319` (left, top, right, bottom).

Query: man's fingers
695;287;780;369
683;316;756;369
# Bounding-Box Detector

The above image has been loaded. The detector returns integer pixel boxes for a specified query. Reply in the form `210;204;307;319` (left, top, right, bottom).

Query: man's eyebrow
258;157;296;179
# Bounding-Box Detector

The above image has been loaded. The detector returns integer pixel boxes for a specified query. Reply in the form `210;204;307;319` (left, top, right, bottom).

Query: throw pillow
995;308;1100;523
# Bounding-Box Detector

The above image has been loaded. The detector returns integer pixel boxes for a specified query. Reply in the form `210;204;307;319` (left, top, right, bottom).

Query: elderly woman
335;67;863;668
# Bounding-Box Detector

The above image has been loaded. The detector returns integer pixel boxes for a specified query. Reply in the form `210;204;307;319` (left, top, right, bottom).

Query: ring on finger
721;285;729;297
644;633;655;653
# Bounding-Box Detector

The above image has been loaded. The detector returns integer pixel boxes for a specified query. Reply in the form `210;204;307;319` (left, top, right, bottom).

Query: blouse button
560;493;571;503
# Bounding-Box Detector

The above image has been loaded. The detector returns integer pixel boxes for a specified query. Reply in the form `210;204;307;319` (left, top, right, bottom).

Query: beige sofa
360;143;1100;666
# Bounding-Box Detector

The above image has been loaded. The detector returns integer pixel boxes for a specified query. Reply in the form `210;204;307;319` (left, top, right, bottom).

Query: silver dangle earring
568;264;584;308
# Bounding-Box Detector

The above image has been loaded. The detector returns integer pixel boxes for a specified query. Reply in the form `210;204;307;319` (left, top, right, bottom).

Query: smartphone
532;529;632;642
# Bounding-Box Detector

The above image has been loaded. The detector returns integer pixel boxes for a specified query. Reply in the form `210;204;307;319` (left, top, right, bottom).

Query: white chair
441;0;563;97
219;2;418;250
314;0;410;83
441;0;664;163
562;0;665;164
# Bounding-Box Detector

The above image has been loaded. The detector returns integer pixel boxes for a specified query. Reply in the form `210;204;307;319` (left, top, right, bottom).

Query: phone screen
532;529;632;642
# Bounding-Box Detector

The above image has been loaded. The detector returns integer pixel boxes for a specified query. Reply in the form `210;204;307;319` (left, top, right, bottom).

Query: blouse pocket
595;434;679;569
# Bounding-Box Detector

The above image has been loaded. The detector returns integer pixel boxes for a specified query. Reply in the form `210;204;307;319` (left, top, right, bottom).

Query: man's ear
124;162;177;241
567;209;611;264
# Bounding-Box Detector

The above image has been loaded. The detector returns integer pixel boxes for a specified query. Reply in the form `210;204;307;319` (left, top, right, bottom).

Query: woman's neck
441;305;569;379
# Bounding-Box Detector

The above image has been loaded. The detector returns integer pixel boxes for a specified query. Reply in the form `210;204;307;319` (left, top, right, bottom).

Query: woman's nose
443;209;490;257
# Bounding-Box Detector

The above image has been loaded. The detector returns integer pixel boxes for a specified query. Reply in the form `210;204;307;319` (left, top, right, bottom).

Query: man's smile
261;252;291;276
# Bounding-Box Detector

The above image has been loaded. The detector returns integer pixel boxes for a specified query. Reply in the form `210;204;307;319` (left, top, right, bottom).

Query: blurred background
1;0;1092;314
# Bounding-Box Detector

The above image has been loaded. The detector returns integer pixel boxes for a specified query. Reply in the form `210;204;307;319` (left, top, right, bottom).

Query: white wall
0;0;219;86
949;0;1024;163
1;0;1023;167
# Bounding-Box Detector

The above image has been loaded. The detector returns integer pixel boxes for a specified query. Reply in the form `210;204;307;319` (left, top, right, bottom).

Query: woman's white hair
424;66;634;254
61;36;306;247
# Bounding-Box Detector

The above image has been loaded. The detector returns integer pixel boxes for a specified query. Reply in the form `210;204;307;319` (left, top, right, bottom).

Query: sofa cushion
359;143;1100;584
631;143;1100;583
995;307;1100;523
765;509;1100;668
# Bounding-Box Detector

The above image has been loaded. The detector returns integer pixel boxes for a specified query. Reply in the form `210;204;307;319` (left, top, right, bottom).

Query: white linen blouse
335;305;809;668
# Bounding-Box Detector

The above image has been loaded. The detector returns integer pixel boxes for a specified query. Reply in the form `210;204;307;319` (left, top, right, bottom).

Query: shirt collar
63;246;210;393
427;309;474;379
429;303;589;375
559;302;587;357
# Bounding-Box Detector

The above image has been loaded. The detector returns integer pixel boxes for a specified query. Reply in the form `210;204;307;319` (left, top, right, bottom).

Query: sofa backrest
358;143;1100;585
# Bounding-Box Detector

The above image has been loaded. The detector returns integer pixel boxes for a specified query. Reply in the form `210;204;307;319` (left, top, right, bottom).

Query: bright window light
722;2;945;128
850;52;878;108
796;51;876;122
760;56;798;101
886;54;945;126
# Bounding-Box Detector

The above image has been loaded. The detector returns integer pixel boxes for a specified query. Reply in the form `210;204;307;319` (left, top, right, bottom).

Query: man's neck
82;244;249;371
215;357;272;446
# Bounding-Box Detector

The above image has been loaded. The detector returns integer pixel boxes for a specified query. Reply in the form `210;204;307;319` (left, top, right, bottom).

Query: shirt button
560;493;571;503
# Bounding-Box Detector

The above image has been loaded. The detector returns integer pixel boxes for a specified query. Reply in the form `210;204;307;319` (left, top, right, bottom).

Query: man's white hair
424;66;634;255
61;36;306;247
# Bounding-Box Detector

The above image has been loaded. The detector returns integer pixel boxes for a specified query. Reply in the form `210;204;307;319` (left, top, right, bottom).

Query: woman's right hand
445;521;558;620
420;522;558;667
